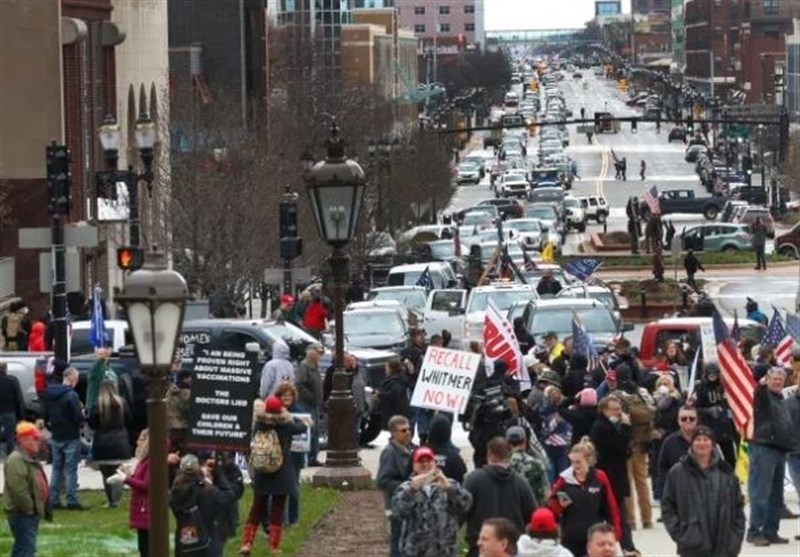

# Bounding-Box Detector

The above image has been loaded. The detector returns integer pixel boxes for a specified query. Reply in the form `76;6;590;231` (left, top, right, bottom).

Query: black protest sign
187;348;259;452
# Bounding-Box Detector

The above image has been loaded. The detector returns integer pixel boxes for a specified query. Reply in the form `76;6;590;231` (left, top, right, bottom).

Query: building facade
684;0;737;97
787;18;800;119
671;0;685;67
395;0;481;49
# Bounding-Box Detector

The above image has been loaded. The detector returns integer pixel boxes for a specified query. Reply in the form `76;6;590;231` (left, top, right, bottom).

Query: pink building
395;0;485;50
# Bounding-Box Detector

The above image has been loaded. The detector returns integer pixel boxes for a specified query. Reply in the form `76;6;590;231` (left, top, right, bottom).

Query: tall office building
395;0;483;50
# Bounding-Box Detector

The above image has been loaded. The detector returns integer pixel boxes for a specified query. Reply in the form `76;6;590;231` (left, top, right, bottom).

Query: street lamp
304;121;371;488
115;251;188;557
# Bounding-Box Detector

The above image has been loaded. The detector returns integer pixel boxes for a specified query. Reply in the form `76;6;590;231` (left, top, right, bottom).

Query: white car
578;195;609;224
562;196;587;232
500;177;530;199
457;161;482;185
505;218;545;249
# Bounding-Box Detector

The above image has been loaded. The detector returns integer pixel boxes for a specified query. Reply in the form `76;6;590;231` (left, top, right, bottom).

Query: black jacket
427;414;467;484
169;473;237;557
376;439;416;511
558;400;598;446
683;253;704;275
399;342;427;389
786;391;800;454
751;384;794;452
0;371;24;419
87;405;132;462
657;431;691;484
590;415;632;499
43;384;84;442
694;380;736;443
662;452;745;557
462;465;537;548
378;375;410;429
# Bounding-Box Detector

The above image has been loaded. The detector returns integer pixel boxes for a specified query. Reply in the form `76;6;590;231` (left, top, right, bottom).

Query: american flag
522;247;538;271
712;309;756;435
786;312;800;344
761;309;794;366
415;266;434;290
643;184;660;215
572;313;600;371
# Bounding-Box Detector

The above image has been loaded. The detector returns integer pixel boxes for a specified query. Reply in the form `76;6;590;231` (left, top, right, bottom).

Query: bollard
603;221;608;234
640;290;647;319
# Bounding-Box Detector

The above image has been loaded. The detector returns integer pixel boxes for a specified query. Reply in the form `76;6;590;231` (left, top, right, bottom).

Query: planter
591;231;637;252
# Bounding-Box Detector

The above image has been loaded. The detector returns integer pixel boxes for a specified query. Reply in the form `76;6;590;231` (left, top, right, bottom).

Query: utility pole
46;141;71;362
709;49;715;99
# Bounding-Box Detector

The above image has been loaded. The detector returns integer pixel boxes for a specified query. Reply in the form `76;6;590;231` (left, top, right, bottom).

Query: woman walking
120;429;150;557
239;393;310;555
548;437;622;556
89;379;131;507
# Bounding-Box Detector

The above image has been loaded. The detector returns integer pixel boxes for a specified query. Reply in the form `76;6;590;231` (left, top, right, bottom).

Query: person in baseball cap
272;294;295;322
517;508;572;556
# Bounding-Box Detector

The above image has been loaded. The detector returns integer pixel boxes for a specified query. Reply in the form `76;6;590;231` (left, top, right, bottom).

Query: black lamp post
115;252;188;557
304;122;372;488
97;111;156;248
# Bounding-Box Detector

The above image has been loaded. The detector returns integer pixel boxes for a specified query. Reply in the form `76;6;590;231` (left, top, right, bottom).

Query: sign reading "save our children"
410;346;481;414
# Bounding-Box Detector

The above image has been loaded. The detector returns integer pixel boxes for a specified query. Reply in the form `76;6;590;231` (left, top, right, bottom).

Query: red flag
483;299;530;390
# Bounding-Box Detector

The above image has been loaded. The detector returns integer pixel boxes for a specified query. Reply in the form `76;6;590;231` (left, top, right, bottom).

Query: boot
239;522;258;556
269;524;283;553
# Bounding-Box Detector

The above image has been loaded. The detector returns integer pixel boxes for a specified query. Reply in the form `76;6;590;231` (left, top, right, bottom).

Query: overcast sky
485;0;632;31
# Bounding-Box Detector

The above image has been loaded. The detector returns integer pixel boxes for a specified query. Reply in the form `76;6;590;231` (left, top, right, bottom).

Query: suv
520;298;623;348
499;177;530;199
562;196;587;232
733;206;775;238
775;222;800;258
578;195;609;223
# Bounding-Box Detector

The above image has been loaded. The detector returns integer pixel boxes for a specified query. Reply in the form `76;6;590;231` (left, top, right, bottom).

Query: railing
0;257;15;299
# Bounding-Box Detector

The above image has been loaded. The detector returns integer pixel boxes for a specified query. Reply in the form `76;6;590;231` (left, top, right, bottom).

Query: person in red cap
517;508;573;557
272;295;295;323
3;421;49;557
391;446;472;557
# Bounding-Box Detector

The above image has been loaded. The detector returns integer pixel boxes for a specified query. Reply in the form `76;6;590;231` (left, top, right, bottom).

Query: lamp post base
312;465;373;490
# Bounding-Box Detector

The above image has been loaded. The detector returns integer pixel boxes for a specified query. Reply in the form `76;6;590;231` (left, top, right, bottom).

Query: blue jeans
788;453;800;513
747;443;786;538
8;514;39;557
413;408;434;443
389;516;402;557
0;412;16;457
49;438;82;507
287;452;304;525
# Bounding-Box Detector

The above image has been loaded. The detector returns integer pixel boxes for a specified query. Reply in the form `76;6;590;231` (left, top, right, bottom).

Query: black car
477;198;524;219
668;127;687;142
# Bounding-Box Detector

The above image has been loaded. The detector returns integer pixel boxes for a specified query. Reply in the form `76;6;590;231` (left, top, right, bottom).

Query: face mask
21;307;29;315
608;416;620;424
657;385;670;395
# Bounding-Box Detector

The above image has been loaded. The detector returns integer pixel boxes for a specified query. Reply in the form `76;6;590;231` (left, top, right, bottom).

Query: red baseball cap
529;508;558;535
412;446;435;463
264;395;283;414
280;294;295;305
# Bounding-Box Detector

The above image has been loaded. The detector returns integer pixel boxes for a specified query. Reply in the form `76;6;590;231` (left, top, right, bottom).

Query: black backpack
176;503;210;554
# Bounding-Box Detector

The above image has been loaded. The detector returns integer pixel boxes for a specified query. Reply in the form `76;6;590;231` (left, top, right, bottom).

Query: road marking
594;134;608;198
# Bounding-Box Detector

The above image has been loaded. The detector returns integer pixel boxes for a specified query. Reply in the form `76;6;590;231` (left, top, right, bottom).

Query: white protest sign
700;321;717;364
410;347;481;414
290;413;311;453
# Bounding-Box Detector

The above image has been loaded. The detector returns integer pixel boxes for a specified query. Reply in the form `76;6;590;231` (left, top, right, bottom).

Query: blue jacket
43;384;84;441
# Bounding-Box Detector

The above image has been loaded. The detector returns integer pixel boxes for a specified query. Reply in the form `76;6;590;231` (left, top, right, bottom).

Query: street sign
19;225;98;249
39;250;82;293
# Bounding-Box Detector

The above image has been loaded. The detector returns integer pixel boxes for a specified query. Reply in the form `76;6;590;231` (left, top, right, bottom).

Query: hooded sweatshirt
259;340;295;398
517;535;574;557
463;464;537;548
43;383;84;441
427;414;467;484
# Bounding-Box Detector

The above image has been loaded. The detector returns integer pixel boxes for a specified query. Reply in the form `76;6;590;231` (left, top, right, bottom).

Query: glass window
439;5;450;15
430;291;464;312
368;289;428;312
465;23;475;32
414;6;425;15
344;312;405;335
414;24;426;33
220;330;260;352
763;0;778;16
468;290;536;313
439;23;451;32
464;4;475;14
529;307;616;337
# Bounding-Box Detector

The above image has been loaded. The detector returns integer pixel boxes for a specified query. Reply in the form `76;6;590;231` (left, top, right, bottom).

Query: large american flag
572;313;600;371
643;184;660;215
761;309;795;366
712;309;756;436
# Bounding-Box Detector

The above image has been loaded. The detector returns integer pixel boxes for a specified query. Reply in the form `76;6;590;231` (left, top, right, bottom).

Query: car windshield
261;321;318;344
507;220;541;233
563;198;579;208
368;289;428;312
459;162;479;171
463;213;492;226
527;207;556;220
529;306;616;336
531;190;563;202
344;312;405;335
468;290;536;313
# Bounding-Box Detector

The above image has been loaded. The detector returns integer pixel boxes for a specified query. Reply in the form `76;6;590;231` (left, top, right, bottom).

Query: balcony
0;257;15;300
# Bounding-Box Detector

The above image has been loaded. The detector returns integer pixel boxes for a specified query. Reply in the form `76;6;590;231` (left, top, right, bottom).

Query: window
763;0;778;15
439;5;450;15
414;6;425;15
414;24;425;33
439;23;451;32
465;22;475;32
464;4;475;14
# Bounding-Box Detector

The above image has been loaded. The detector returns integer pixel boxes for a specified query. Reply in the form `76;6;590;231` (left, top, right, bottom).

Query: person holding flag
761;309;796;369
86;287;118;413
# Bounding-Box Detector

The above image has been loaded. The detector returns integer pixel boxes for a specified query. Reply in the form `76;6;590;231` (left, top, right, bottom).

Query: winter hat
577;388;598;407
691;425;715;444
179;454;200;472
264;395;284;414
505;426;527;444
280;294;295;305
16;421;42;440
529;508;558;536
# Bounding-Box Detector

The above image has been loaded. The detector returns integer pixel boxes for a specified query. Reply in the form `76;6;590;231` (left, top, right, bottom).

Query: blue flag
572;314;600;371
415;266;434;290
89;286;107;349
564;258;602;281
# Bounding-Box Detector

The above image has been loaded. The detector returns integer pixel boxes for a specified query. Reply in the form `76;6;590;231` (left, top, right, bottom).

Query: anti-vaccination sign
410;346;480;414
187;348;259;452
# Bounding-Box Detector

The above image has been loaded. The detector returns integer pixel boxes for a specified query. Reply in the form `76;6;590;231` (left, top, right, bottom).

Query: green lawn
0;483;340;557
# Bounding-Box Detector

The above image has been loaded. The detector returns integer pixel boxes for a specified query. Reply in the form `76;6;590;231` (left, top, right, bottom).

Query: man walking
683;249;704;291
0;362;25;459
752;217;768;271
657;406;697;492
43;367;86;510
4;422;50;557
377;415;416;557
747;367;794;546
639;160;646;181
462;437;537;557
294;342;324;465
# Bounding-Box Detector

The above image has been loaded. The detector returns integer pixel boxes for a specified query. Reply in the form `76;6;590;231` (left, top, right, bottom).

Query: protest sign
410;346;480;414
290;413;312;453
700;321;717;363
483;299;530;390
187;348;260;452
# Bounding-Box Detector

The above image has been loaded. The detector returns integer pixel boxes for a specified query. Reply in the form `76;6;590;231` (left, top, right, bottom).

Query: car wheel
597;212;607;224
778;244;800;259
703;206;719;220
721;245;738;253
359;412;383;446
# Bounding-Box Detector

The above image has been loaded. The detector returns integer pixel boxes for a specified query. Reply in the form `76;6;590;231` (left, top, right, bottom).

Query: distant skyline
485;0;632;31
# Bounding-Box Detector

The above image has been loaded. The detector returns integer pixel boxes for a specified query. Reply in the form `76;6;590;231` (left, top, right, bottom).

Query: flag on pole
564;258;603;281
415;266;434;290
572;313;600;371
89;285;107;349
761;309;794;366
643;184;660;215
731;310;741;343
786;311;800;344
712;309;756;436
522;248;539;272
483;299;530;390
686;348;701;399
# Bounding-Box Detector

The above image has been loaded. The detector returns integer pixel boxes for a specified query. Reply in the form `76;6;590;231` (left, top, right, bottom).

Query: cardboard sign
187;348;260;452
410;347;480;414
290;413;312;453
700;321;717;364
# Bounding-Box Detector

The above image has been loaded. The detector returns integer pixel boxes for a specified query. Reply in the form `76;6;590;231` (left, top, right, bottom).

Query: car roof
349;300;405;310
643;316;762;327
371;285;428;293
389;262;451;272
344;306;404;316
471;283;537;293
529;298;607;309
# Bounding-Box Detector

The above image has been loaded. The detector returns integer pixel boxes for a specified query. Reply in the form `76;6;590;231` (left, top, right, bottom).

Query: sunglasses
398;428;411;433
680;416;697;422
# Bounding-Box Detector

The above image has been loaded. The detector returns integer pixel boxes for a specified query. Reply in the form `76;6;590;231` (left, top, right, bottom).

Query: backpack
176;503;210;553
249;428;283;473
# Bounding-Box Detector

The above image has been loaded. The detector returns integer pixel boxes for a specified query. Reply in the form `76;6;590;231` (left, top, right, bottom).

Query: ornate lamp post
304;122;372;488
115;252;188;556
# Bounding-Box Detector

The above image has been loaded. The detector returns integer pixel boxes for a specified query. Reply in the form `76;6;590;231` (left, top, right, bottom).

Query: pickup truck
640;189;727;221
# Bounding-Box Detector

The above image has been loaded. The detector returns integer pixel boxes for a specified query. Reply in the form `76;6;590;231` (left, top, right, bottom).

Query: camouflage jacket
508;449;550;504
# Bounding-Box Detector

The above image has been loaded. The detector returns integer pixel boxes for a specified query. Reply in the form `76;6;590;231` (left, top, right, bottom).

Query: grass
0;483;340;557
558;251;794;268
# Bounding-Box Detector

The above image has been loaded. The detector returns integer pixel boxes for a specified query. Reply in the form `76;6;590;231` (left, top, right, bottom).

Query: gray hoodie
517;535;574;557
259;340;295;398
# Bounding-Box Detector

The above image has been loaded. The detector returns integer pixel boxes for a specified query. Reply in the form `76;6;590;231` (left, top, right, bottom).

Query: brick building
394;0;484;50
684;0;737;97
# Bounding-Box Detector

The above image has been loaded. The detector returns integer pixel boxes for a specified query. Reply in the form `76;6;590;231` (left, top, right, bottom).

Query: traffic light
631;119;638;134
46;142;71;216
117;247;144;271
279;195;299;239
687;114;694;134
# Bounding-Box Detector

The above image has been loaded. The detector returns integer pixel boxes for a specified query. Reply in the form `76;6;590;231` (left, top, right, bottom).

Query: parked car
499;177;530;199
640;189;727;221
367;286;429;322
732;206;775;238
504;218;545;249
774;222;800;259
342;306;409;353
477;198;524;219
680;223;753;252
557;283;625;325
685;144;708;162
562;196;587;232
69;319;131;355
386;261;459;289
